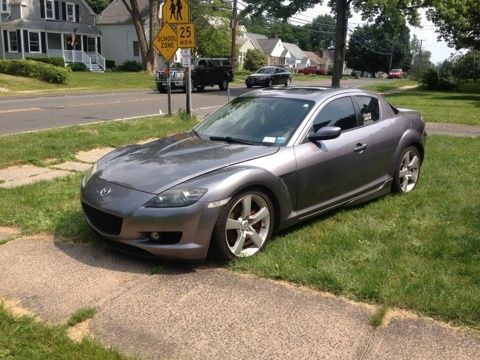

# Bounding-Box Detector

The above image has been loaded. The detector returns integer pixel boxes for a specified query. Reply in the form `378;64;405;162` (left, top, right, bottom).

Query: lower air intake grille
82;202;123;236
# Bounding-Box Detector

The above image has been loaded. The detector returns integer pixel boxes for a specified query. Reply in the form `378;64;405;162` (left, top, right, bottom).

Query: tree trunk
332;0;349;88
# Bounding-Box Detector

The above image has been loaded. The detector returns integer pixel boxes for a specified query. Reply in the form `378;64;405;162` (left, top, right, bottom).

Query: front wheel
285;77;292;86
268;79;273;87
392;146;421;193
211;190;274;261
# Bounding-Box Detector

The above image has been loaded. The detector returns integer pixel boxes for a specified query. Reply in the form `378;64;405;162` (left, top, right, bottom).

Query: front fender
389;127;426;176
179;165;293;228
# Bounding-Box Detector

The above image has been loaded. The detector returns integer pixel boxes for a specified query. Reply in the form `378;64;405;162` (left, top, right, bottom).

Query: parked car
298;66;328;75
81;87;426;261
388;69;404;79
156;57;234;93
376;71;388;79
245;66;292;88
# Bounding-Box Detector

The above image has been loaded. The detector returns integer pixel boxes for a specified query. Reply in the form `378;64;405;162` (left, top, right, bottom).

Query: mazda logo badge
99;187;112;197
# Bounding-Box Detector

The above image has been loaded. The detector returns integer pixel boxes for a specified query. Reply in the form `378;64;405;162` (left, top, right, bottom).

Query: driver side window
312;97;358;132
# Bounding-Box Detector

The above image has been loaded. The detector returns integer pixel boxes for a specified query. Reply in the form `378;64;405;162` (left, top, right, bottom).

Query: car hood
96;133;279;194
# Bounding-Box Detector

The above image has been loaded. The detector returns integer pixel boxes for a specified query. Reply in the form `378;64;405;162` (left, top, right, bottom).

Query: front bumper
81;176;221;261
245;77;269;87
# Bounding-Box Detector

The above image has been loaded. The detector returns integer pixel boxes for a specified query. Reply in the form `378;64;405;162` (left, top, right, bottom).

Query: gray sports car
81;87;426;261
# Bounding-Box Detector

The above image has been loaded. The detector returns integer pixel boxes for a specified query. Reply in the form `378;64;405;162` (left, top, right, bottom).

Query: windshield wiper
190;128;200;138
209;136;257;145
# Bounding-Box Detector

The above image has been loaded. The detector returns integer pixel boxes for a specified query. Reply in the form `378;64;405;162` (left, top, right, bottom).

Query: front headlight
82;162;98;187
144;188;207;208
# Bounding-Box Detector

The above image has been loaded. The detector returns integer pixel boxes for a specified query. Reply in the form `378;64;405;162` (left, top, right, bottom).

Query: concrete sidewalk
0;236;479;359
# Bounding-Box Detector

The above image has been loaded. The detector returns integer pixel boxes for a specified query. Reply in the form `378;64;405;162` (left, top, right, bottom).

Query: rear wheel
285;77;292;86
157;86;166;93
392;146;421;193
268;79;273;87
211;190;274;261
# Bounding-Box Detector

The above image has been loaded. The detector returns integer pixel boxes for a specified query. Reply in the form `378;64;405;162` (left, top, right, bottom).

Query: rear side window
312;97;357;131
356;96;380;125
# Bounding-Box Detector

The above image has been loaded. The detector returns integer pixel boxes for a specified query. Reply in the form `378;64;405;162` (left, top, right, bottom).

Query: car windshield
391;69;402;72
255;67;275;74
195;96;314;146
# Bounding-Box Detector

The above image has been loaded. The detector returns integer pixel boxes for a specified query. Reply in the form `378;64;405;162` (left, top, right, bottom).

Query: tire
219;78;229;91
285;77;292;86
392;146;421;193
196;85;205;92
268;79;273;87
246;84;252;88
211;190;275;261
157;86;166;93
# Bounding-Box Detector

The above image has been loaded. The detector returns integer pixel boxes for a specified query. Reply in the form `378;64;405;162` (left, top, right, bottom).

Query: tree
244;48;267;71
409;34;432;77
189;0;231;56
241;0;423;87
449;51;480;81
121;0;160;72
85;0;112;14
427;0;480;50
346;23;410;74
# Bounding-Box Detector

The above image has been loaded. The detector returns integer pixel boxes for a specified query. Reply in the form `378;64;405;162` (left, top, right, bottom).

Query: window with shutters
0;0;9;13
133;41;139;57
45;0;55;19
66;2;75;22
8;31;18;52
29;32;41;53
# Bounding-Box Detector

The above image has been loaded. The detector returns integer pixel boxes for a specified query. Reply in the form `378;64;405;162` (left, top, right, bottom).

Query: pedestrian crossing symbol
162;0;189;25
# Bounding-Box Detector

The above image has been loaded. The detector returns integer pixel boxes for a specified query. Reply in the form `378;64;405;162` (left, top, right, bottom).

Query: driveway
0;236;479;359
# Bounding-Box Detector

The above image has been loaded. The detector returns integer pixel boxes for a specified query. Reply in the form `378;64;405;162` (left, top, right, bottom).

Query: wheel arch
389;129;425;176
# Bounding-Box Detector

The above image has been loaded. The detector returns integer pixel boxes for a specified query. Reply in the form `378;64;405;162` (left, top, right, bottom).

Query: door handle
354;143;368;153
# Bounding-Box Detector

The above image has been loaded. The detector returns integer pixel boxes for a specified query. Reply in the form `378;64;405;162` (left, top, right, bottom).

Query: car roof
240;86;379;102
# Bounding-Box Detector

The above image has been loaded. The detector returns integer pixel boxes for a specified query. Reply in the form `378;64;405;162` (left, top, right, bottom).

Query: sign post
154;0;195;116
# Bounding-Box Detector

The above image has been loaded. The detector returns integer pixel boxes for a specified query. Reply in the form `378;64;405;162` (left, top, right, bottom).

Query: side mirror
308;126;341;141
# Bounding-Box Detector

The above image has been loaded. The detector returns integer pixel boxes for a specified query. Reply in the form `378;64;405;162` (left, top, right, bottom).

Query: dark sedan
81;87;426;261
245;66;292;88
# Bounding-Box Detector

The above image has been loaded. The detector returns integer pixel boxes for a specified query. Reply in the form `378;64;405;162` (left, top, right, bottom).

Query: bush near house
26;57;65;67
69;62;89;72
244;49;267;72
0;60;67;83
119;60;143;72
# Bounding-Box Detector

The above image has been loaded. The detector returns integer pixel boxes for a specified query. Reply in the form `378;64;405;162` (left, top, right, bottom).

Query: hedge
69;62;88;72
26;57;65;67
0;59;68;83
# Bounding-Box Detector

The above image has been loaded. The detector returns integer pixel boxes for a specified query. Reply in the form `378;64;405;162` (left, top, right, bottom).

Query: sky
293;5;458;64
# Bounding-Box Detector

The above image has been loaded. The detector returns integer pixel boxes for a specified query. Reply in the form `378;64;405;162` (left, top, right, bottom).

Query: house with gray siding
0;0;104;71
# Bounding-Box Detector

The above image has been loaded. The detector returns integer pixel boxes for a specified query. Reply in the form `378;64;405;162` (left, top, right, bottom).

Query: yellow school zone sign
162;0;189;25
153;23;178;61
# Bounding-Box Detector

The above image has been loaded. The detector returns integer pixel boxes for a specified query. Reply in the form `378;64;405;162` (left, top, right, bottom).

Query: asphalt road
0;78;378;135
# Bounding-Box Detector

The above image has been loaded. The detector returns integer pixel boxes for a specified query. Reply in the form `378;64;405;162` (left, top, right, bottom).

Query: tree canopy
427;0;480;50
85;0;112;15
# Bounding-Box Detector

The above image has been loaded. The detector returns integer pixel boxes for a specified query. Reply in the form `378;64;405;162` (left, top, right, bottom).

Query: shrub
0;59;67;83
69;62;88;72
244;49;267;72
26;57;65;67
105;59;116;69
420;68;458;91
119;60;143;72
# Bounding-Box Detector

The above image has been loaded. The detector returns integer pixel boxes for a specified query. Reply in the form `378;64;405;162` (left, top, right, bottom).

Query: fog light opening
150;232;161;241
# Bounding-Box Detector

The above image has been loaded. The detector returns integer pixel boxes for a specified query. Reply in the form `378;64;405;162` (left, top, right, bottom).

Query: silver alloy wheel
285;78;291;86
224;194;271;257
268;79;273;87
398;149;420;192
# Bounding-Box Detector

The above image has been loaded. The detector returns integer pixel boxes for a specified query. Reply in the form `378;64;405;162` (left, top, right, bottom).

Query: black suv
156;57;234;93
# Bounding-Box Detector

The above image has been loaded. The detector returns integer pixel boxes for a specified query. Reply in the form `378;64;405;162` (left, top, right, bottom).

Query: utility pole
416;39;423;79
230;0;237;68
388;40;395;72
332;0;348;88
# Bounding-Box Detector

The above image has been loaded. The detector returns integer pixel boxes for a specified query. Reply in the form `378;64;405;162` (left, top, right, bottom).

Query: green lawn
232;136;480;328
360;79;418;93
0;71;154;95
385;82;480;126
0;115;196;169
0;304;127;359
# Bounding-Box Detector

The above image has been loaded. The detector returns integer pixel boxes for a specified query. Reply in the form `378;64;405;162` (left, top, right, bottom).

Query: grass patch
0;71;154;95
231;136;480;328
67;307;97;327
0;304;127;359
369;305;389;328
385;82;480;125
0;115;196;169
360;79;418;93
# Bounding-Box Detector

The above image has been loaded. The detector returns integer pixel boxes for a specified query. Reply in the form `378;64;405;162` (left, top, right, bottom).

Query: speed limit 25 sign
177;23;195;48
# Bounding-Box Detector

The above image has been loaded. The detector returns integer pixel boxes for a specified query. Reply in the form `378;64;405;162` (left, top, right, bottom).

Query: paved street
0;78;378;135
